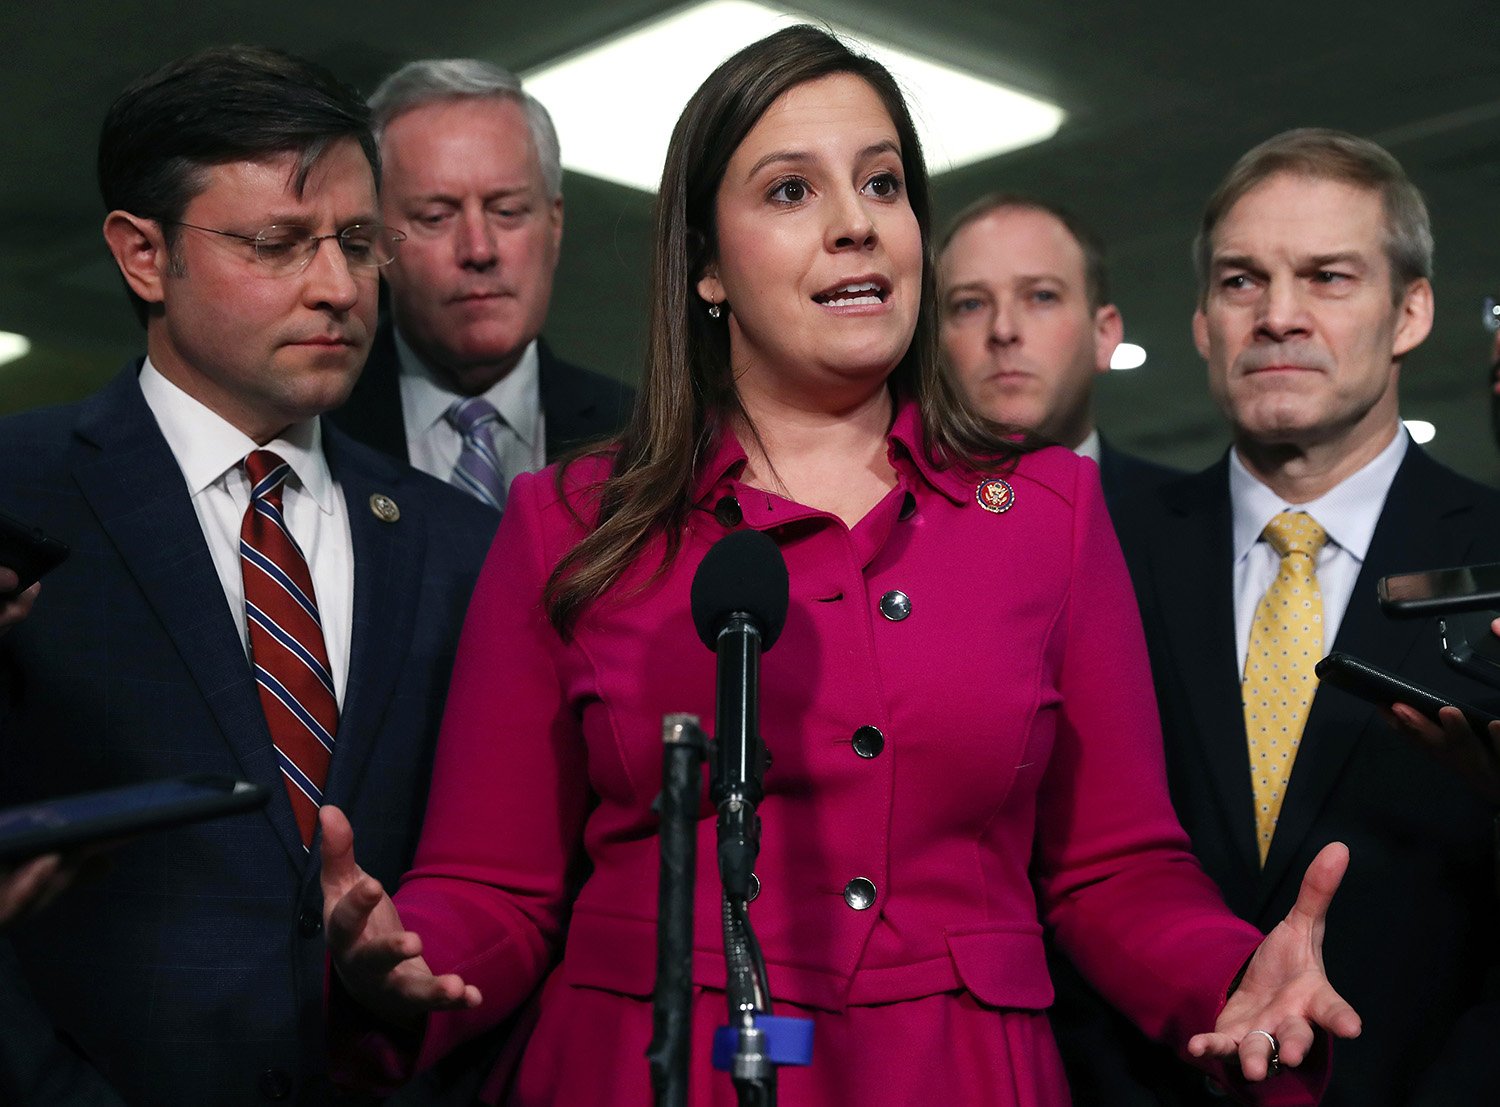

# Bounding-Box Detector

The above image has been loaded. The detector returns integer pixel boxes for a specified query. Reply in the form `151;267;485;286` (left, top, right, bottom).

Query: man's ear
1092;303;1124;374
102;211;171;307
1191;308;1211;361
1391;278;1434;360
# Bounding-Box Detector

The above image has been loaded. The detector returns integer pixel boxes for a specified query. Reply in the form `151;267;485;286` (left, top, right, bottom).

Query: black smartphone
1440;611;1500;691
1315;651;1499;732
0;508;69;597
0;775;268;864
1378;563;1500;617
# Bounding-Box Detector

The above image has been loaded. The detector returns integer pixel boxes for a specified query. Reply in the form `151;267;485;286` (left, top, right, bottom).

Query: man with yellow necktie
1062;130;1500;1106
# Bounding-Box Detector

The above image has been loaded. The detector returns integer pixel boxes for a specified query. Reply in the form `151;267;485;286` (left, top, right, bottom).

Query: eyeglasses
165;221;405;274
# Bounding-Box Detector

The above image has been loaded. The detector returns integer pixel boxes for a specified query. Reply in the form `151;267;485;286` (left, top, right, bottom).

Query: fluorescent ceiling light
1403;418;1435;444
523;1;1066;192
0;331;30;368
1110;342;1146;370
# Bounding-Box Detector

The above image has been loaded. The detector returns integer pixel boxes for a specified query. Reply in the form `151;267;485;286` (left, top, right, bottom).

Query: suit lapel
318;428;427;813
1152;463;1265;891
1257;445;1484;904
70;367;307;867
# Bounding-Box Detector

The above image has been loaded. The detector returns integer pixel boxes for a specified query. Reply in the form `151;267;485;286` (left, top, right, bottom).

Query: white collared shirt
138;360;354;704
1230;428;1408;674
395;332;546;491
1074;429;1102;465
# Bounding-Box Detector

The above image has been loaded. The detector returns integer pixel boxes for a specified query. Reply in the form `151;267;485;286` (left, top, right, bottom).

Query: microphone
690;530;789;900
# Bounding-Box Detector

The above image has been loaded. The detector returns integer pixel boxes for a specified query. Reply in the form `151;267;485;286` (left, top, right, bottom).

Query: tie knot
1262;510;1327;559
244;449;291;498
445;396;501;437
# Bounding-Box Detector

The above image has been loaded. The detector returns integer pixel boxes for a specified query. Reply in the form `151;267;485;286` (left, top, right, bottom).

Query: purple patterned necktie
444;397;507;511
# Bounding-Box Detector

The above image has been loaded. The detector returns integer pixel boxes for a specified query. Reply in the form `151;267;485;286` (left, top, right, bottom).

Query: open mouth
812;279;890;308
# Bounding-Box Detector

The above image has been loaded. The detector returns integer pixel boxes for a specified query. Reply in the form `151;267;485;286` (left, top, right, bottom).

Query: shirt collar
394;329;541;448
1229;427;1408;564
137;357;335;513
1074;429;1102;464
688;395;973;509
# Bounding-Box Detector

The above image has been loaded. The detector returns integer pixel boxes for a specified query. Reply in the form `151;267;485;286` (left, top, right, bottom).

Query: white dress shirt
138;360;354;704
1075;429;1102;465
1230;429;1408;674
394;331;546;492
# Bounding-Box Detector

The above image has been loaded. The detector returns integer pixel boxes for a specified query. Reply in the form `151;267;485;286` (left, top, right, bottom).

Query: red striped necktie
240;450;338;848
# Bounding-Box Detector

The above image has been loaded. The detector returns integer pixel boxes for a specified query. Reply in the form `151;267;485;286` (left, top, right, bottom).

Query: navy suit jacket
1096;437;1182;513
0;364;497;1105
1072;443;1500;1106
328;321;634;468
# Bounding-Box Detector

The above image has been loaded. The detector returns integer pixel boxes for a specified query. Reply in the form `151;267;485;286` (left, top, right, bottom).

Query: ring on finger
1247;1028;1280;1077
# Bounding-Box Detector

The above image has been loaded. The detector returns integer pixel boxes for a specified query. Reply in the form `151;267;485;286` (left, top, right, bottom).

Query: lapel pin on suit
369;493;400;523
976;478;1015;514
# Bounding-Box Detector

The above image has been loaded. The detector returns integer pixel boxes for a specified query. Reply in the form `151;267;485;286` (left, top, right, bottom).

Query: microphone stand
711;616;775;1107
649;714;709;1107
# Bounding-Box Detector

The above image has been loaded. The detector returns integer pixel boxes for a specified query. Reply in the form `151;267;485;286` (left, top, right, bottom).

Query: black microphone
690;530;789;900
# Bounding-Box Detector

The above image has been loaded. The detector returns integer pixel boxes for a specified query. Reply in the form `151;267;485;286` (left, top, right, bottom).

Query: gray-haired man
331;60;632;503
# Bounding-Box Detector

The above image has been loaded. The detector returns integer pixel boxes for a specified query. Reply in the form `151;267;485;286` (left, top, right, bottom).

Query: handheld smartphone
0;775;268;865
1440;611;1500;691
0;509;69;597
1315;651;1499;732
1378;563;1500;618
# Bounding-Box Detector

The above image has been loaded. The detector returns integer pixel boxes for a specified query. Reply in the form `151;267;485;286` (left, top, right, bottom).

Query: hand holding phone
1314;652;1499;732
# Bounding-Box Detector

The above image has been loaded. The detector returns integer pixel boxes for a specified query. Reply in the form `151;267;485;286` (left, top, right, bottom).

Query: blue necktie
445;397;507;511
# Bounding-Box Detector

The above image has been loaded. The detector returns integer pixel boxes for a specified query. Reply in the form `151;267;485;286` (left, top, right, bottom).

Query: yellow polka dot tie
1243;511;1328;865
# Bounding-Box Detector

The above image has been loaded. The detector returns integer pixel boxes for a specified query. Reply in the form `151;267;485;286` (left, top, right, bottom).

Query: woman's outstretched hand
1187;842;1361;1081
319;806;481;1027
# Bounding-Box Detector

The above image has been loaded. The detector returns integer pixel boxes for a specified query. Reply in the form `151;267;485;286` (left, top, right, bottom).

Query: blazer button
843;877;877;910
298;909;322;938
748;872;761;902
259;1068;294;1100
878;590;911;621
714;495;743;527
851;725;885;758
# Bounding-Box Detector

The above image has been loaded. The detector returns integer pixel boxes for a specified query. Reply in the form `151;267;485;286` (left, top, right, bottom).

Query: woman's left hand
1186;842;1362;1080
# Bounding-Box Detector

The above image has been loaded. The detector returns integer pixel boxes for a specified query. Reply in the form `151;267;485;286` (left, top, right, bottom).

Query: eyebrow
743;139;902;183
1212;250;1369;272
258;211;382;228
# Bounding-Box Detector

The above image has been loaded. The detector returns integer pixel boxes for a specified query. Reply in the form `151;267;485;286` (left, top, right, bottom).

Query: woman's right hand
319;806;482;1027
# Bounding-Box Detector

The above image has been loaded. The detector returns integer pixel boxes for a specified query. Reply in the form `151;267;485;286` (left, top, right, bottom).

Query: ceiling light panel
523;1;1065;192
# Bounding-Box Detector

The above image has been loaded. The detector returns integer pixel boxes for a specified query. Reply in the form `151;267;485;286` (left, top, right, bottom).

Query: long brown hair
544;25;1023;635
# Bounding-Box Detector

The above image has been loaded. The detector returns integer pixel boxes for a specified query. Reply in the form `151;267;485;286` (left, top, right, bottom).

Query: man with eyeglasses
329;59;633;510
0;46;496;1105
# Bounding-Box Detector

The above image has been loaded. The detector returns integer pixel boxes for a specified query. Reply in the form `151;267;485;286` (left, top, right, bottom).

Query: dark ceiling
4;1;1499;480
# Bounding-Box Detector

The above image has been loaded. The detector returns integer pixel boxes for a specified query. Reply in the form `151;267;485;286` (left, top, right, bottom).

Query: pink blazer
356;401;1322;1105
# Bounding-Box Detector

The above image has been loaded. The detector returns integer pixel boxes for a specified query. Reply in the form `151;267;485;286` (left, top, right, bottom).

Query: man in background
331;59;632;509
0;47;495;1104
938;193;1178;509
1098;128;1500;1106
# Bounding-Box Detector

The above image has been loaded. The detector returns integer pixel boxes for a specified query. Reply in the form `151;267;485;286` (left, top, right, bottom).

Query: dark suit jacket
1066;443;1500;1107
0;364;498;1105
328;321;634;468
1097;437;1182;512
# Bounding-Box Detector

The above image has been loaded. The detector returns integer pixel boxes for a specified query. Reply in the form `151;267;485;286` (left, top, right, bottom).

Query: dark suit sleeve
0;942;125;1105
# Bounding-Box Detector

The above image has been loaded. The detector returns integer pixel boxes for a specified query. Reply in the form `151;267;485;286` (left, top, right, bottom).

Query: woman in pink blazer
322;26;1360;1105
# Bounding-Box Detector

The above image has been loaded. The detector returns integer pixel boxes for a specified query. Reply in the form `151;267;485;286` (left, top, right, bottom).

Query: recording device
0;508;69;597
0;775;268;864
1377;563;1500;618
1316;652;1499;733
690;530;789;899
1440;611;1500;690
